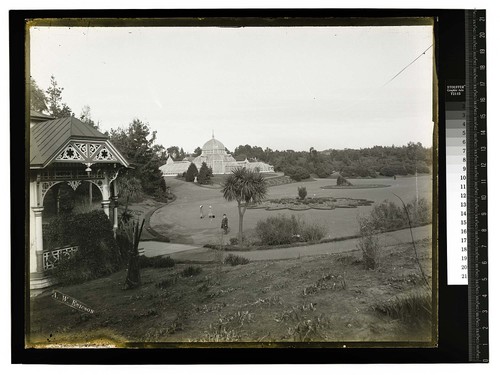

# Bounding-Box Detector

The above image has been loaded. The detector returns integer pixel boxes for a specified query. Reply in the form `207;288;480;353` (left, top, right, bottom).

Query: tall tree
45;75;73;118
30;77;48;113
193;147;202;157
185;163;198;182
109;119;166;198
167;146;180;160
197;162;213;185
79;105;99;130
179;147;186;160
221;167;267;247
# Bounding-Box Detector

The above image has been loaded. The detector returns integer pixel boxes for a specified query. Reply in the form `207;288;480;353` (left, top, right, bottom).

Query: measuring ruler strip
465;9;488;363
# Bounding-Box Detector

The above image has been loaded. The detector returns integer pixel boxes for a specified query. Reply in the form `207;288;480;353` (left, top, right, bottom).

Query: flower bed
248;197;374;211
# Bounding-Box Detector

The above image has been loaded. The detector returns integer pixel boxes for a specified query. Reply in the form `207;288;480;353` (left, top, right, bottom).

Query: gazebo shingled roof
30;116;122;169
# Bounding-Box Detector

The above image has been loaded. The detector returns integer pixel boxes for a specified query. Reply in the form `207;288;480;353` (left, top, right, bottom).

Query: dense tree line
232;143;432;180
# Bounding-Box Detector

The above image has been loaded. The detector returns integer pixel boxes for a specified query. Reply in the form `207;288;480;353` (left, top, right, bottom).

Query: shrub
369;198;431;232
180;266;202;277
315;164;331;178
379;164;408;177
229;236;247;246
185;163;198;182
156;277;178;289
256;215;301;245
224;254;250;266
357;216;379;270
297;186;307;200
405;197;432;227
117;176;144;204
139;255;175;268
301;223;328;242
197;162;213;185
373;291;432;328
285;166;310;182
44;211;123;285
255;215;327;245
369;200;405;231
336;175;352;186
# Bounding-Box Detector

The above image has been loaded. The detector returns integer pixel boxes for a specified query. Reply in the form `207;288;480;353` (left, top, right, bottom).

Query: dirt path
144;224;431;263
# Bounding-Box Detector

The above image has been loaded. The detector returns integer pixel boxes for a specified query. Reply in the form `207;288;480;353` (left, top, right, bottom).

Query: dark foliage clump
185;163;198;182
180;266;203;277
44;211;123;285
255;214;327;246
139;255;175;268
224;254;250;266
197;162;213;185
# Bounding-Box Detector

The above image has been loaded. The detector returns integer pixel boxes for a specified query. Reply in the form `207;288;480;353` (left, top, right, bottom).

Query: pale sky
29;25;434;153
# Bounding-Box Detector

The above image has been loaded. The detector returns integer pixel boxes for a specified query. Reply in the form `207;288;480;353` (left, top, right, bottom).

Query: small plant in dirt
167;311;189;334
224;254;250;266
373;291;432;329
357;216;379;270
156;276;178;289
197;282;210;293
199;323;241;342
229;236;247;246
180;266;203;277
288;314;330;342
297;186;307;200
139;255;175;268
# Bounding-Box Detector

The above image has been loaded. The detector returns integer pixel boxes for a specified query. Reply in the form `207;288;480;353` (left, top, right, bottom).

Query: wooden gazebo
29;115;130;289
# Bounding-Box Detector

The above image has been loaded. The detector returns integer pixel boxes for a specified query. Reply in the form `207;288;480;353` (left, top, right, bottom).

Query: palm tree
221;167;268;247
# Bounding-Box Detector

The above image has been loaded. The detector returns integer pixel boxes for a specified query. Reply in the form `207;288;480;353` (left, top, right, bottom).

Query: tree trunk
238;203;244;249
89;181;93;206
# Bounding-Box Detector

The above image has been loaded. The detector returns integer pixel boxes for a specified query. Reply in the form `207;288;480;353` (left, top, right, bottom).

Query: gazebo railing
42;245;79;271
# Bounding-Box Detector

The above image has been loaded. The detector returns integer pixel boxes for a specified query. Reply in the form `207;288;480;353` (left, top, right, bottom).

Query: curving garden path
141;175;433;262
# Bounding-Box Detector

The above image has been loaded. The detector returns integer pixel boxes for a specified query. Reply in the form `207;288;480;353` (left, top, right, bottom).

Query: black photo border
11;8;472;364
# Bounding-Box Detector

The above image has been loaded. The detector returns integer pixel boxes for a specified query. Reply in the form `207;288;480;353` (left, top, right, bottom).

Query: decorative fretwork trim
40;181;61;203
42;246;79;271
47;140;128;168
67;180;82;191
74;143;88;156
109;169;120;184
55;144;85;161
88;143;101;158
95;146;117;161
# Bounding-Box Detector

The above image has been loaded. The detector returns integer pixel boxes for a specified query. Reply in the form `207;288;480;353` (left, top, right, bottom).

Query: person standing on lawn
221;214;229;234
208;205;214;222
200;205;204;219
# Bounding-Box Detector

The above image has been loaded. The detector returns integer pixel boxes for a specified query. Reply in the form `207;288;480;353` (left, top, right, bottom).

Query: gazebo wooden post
32;207;45;273
101;171;111;218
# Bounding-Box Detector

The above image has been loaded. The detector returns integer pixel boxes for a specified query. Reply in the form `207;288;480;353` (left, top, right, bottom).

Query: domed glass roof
202;137;225;153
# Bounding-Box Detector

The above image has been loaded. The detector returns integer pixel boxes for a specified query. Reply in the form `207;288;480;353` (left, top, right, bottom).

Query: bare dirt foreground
28;238;434;348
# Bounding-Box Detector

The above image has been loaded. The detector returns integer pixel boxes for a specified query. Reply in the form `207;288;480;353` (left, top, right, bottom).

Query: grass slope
29;239;433;347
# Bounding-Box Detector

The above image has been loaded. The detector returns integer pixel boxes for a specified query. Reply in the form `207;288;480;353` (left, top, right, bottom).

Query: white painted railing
42;246;79;271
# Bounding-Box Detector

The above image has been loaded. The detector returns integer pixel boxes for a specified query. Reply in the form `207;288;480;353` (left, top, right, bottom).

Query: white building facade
160;135;274;176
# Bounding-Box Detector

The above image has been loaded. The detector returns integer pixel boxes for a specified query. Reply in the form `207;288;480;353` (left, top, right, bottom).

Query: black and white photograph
26;17;436;348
